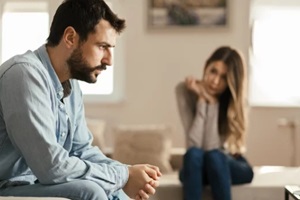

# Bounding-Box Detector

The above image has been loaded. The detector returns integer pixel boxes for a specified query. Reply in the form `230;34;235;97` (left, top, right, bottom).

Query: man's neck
46;44;70;83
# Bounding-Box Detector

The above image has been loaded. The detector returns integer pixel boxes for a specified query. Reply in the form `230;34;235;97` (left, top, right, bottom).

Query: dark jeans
179;147;254;200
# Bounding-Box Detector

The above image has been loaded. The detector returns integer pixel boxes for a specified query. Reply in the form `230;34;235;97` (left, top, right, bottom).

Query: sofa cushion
86;118;106;150
112;124;173;173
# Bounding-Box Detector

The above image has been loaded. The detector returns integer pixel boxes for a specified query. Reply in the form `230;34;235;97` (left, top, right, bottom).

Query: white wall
84;0;251;148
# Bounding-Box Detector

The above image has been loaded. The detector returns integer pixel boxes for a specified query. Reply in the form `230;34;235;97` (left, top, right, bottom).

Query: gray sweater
175;82;222;150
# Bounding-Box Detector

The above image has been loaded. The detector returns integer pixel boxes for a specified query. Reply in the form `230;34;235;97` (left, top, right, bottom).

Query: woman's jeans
179;147;254;200
0;180;128;200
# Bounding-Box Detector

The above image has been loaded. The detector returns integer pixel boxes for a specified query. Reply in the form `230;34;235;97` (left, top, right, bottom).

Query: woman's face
203;60;228;97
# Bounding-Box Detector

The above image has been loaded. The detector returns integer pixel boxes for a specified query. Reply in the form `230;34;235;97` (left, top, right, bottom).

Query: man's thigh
0;180;108;200
110;189;129;200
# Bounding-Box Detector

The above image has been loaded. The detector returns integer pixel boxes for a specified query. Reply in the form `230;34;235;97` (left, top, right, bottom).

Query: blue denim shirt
0;45;128;196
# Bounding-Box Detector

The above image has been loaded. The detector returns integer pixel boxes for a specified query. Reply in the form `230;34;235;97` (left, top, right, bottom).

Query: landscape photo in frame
148;0;228;28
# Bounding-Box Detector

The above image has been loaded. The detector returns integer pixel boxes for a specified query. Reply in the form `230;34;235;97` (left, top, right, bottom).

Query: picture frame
148;0;228;29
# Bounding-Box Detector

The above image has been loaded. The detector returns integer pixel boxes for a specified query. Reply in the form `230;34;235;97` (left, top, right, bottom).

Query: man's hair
47;0;126;46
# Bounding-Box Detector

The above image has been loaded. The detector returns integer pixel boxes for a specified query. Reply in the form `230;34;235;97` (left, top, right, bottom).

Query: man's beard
67;47;106;83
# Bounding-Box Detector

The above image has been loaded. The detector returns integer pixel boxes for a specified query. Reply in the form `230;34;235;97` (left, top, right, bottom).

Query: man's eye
99;45;108;50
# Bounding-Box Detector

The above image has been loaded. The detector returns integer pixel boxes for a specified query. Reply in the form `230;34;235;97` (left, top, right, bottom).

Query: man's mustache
95;64;107;71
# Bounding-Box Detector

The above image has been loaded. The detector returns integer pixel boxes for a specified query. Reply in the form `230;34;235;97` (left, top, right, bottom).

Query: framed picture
148;0;228;29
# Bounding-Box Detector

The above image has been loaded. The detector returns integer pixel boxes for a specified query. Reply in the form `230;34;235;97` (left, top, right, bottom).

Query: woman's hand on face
185;76;218;104
185;76;201;95
185;76;206;103
199;83;218;104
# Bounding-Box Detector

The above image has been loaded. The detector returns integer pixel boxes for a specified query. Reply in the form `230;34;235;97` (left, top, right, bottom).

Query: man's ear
63;26;78;48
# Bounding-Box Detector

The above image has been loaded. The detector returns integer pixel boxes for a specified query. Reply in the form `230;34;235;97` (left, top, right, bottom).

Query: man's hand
123;164;161;199
135;180;159;200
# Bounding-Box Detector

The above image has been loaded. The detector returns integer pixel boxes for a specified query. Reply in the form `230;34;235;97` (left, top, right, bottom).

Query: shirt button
59;104;64;109
57;91;63;98
61;132;66;137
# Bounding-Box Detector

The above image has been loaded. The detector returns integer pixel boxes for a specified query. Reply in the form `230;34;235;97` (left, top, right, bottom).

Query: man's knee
66;180;108;200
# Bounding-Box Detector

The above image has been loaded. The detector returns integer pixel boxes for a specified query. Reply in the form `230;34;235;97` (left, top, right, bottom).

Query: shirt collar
34;45;71;100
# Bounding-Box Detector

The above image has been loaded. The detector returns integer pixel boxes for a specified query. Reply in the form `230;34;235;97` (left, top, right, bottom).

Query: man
0;0;161;199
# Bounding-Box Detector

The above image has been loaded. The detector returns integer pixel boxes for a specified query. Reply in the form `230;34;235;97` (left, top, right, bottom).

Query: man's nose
102;48;113;66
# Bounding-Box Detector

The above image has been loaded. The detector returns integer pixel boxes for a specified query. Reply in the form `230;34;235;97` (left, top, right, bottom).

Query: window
1;1;49;63
0;0;124;103
250;1;300;107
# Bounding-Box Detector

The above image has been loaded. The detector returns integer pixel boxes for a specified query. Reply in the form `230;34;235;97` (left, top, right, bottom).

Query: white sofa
110;124;300;200
0;165;298;200
150;166;300;200
1;121;299;200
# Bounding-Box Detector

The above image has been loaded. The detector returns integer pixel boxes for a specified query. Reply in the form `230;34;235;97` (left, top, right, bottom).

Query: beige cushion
86;118;106;150
112;124;173;173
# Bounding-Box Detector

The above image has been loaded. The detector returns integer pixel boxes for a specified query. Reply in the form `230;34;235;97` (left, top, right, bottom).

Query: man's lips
99;65;107;70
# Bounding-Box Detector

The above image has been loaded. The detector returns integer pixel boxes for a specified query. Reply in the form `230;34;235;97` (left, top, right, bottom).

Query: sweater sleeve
175;82;206;148
186;101;207;148
203;103;221;150
175;82;198;134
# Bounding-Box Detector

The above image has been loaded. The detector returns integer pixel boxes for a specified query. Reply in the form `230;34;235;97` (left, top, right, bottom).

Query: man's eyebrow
97;42;115;48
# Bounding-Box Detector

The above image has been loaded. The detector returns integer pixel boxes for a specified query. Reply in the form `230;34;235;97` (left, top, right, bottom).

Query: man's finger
139;189;150;199
149;180;160;188
144;167;159;180
146;165;162;177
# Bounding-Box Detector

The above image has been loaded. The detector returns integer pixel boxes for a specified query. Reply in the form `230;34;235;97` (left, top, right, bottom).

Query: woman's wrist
197;94;206;103
207;97;218;104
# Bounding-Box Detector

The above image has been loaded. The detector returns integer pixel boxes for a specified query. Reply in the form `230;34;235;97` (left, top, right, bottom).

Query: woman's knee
184;147;204;162
239;158;254;183
204;149;227;169
245;167;254;183
230;156;254;184
232;166;254;184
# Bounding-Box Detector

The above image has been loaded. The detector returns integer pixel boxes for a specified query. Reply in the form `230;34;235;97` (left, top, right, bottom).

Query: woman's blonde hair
204;46;247;154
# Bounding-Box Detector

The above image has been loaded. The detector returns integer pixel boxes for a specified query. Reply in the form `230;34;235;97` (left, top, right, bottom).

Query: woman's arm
175;82;207;148
203;104;222;150
175;82;196;133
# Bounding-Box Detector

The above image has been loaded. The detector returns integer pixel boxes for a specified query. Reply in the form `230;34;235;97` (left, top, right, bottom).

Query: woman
175;46;254;200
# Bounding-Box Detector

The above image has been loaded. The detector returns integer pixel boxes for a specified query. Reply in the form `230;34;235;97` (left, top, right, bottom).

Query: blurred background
1;0;300;167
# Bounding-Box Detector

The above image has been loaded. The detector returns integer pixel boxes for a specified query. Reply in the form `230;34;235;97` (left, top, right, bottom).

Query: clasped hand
124;164;161;200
